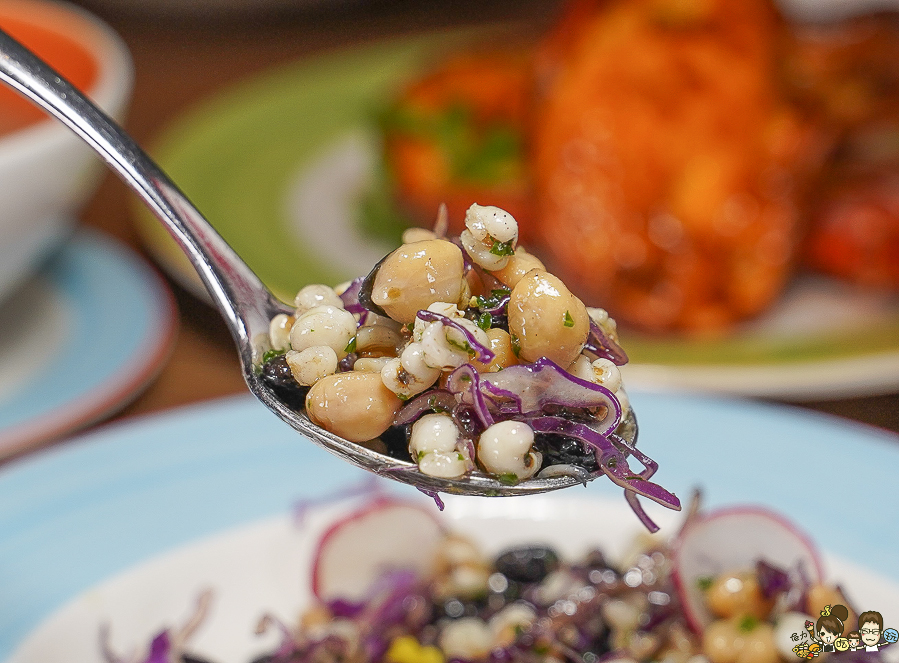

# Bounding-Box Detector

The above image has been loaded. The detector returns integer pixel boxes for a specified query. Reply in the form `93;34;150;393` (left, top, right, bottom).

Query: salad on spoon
0;29;679;528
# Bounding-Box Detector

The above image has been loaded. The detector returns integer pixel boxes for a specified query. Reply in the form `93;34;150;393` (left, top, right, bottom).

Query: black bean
494;546;560;583
380;424;414;461
536;434;599;473
260;355;308;410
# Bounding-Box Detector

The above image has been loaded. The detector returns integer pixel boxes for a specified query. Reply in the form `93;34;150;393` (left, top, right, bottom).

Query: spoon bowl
0;28;638;497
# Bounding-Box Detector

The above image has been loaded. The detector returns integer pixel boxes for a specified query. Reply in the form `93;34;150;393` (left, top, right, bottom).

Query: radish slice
672;506;823;634
311;498;446;603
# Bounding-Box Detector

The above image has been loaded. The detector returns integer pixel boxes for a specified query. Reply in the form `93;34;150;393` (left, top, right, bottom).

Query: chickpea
305;371;403;443
471;328;519;372
401;226;437;243
736;623;779;663
370;239;465;323
491;247;546;289
705;571;773;620
507;269;590;366
703;618;746;663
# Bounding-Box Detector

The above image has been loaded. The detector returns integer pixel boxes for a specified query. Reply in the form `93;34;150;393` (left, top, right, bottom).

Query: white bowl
0;0;132;304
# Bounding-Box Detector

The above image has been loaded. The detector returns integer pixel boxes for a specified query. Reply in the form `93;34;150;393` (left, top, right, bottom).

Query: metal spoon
0;29;637;496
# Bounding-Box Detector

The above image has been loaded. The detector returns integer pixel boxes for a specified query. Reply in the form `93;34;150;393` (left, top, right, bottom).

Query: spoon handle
0;29;284;356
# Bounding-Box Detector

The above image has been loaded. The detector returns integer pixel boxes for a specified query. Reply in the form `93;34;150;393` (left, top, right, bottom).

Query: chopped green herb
563;310;575;328
475;287;511;310
457;453;465;461
262;348;287;363
477;312;492;331
447;338;474;355
397;393;411;401
418;450;427;461
497;472;519;485
696;576;715;591
344;336;357;353
489;238;515;257
460;374;472;383
510;333;521;358
738;615;759;633
379;103;524;186
427;394;449;414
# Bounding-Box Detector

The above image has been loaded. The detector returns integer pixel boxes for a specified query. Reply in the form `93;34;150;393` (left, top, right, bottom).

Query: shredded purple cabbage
393;389;457;426
584;319;628;366
446;364;495;429
756;559;791;598
529;416;680;531
416;487;446;510
144;631;171;663
481;358;621;435
339;276;367;315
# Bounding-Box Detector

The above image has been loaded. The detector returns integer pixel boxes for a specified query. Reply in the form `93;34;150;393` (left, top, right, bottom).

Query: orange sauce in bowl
0;13;99;137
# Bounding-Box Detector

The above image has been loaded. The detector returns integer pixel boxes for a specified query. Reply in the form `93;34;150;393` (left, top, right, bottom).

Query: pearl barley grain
286;346;338;386
478;420;541;480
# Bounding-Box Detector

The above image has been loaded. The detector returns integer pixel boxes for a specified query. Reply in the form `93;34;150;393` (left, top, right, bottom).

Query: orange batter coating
787;14;899;290
531;0;824;333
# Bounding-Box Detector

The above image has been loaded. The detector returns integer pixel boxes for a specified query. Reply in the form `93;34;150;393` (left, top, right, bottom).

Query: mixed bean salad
106;500;876;663
256;536;867;663
258;204;678;526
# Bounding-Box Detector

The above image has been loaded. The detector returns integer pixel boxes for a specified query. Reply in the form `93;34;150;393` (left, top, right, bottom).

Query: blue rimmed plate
0;228;177;459
1;392;897;661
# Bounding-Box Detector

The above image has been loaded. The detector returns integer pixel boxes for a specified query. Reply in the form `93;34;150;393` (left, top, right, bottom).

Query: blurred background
1;0;898;460
2;2;899;659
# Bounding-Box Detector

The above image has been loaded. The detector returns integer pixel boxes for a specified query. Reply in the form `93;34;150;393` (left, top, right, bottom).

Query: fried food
787;14;899;289
381;50;535;240
530;0;824;333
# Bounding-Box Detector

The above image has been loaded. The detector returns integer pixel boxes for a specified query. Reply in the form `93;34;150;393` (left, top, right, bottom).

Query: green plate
133;29;899;400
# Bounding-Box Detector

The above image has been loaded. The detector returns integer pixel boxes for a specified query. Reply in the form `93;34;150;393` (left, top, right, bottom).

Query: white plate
1;391;898;661
13;496;899;663
0;228;176;459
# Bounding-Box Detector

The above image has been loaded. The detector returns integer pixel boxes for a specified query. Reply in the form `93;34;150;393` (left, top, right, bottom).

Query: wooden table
73;0;899;444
